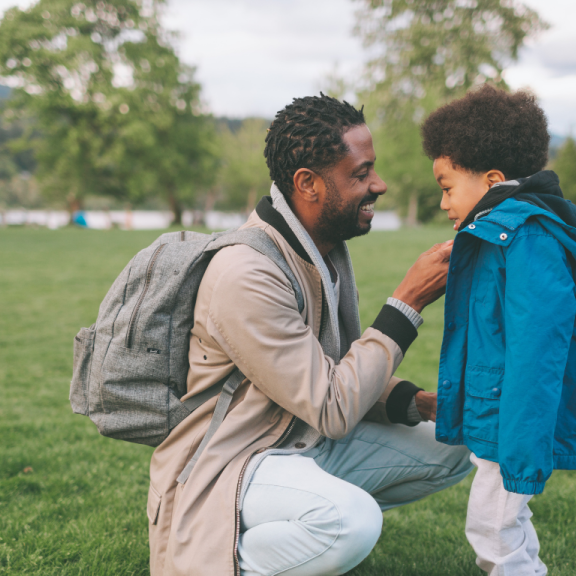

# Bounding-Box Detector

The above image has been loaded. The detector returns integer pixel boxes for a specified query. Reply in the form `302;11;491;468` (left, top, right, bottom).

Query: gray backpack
70;227;304;455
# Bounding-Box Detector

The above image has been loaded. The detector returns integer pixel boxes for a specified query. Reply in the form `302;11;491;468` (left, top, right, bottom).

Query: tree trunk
245;187;257;215
406;191;419;227
168;189;183;226
204;189;217;212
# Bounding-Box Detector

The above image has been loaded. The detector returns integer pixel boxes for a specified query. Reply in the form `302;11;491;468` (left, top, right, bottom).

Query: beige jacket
148;195;419;576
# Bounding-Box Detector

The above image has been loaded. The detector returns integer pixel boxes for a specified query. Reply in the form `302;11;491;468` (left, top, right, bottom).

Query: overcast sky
1;0;575;135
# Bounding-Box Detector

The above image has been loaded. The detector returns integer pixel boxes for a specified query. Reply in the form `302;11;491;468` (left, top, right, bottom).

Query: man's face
315;124;387;245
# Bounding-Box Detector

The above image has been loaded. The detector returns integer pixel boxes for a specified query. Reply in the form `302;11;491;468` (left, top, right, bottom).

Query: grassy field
0;226;575;576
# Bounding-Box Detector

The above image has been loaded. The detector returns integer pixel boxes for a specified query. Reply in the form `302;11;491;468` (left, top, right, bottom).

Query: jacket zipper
233;415;297;575
125;243;167;348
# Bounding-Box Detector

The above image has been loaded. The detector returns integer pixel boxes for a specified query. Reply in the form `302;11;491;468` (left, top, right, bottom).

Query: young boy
421;85;576;575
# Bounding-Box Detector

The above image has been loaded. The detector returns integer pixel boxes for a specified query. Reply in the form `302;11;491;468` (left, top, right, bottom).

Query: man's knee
325;484;382;573
449;445;474;478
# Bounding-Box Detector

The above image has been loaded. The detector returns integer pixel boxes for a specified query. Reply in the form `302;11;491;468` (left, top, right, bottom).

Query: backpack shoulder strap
176;227;305;484
177;369;244;484
206;228;305;314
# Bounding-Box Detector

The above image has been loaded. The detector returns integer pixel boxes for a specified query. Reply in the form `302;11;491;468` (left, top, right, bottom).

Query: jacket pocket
464;366;503;444
70;325;96;415
147;483;162;525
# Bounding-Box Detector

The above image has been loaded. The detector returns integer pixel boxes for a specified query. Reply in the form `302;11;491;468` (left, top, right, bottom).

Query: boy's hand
392;240;453;313
415;391;437;422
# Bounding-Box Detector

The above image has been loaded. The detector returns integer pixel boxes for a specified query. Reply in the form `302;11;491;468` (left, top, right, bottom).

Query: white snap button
500;233;508;241
468;224;476;230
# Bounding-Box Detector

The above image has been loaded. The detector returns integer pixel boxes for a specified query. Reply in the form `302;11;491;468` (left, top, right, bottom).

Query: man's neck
287;197;335;257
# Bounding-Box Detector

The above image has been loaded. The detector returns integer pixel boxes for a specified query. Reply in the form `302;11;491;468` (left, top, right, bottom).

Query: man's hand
392;240;453;313
415;391;437;422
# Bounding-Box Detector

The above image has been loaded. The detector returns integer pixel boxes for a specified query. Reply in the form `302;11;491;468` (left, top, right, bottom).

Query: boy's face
433;157;504;231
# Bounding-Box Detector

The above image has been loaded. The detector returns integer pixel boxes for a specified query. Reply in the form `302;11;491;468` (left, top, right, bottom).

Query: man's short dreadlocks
264;93;366;198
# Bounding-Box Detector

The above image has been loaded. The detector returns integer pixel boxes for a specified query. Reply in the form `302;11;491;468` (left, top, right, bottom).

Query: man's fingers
425;240;454;255
435;244;453;262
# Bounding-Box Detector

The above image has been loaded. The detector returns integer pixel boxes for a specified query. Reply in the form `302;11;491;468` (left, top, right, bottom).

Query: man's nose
371;174;387;195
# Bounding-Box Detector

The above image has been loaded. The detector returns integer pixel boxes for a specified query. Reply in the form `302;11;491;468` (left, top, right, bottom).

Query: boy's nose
440;192;449;211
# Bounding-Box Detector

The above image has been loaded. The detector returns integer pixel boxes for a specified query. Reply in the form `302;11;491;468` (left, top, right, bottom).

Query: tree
216;118;271;213
353;0;548;223
554;137;576;204
0;0;217;222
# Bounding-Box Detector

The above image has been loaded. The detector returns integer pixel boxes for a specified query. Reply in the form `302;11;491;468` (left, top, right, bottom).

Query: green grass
0;226;574;575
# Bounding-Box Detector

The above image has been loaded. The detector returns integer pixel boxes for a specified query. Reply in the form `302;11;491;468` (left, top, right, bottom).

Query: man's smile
360;201;375;215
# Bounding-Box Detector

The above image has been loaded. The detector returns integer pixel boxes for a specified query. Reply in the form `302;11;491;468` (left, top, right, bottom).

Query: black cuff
371;304;418;355
386;380;423;426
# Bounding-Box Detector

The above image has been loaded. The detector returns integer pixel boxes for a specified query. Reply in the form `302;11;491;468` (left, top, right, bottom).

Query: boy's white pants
466;453;547;576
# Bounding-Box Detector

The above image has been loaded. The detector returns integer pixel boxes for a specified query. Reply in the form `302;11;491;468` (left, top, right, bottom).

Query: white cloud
504;0;576;135
162;0;365;118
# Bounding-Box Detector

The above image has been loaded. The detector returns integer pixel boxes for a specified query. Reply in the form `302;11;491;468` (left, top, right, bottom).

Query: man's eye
357;172;368;180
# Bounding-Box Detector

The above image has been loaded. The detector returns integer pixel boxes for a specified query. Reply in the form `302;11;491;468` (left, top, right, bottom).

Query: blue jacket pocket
464;366;504;444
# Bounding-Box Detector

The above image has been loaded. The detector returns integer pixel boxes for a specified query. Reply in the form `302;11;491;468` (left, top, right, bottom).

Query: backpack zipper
125;243;167;348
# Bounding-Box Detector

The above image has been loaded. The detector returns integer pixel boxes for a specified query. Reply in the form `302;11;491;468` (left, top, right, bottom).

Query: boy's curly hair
421;85;549;179
264;94;365;198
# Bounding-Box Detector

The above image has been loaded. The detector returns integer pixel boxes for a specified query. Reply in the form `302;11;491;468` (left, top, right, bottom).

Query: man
148;94;472;576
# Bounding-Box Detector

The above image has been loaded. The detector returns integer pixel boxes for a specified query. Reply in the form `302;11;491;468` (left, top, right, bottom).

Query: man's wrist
386;297;424;330
391;287;424;314
386;380;424;426
371;305;418;356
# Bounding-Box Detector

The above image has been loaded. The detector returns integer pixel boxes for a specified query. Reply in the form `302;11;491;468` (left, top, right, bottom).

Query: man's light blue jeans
238;421;473;576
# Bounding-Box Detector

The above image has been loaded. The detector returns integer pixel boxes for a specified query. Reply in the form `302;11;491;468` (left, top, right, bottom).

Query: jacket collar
255;184;361;361
255;196;312;264
459;170;564;231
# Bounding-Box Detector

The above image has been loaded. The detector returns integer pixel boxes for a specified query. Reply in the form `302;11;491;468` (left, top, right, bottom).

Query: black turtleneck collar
255;196;312;264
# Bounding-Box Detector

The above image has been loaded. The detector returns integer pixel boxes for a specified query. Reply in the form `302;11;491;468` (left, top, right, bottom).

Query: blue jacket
436;183;576;495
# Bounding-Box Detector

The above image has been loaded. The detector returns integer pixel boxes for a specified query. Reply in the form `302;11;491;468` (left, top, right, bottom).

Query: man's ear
486;169;506;188
293;168;324;203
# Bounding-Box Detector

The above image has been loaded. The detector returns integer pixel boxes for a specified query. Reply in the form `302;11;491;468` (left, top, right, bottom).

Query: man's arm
368;240;453;425
204;240;451;439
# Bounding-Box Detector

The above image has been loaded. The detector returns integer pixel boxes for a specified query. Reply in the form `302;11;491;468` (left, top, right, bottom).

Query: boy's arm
499;232;576;495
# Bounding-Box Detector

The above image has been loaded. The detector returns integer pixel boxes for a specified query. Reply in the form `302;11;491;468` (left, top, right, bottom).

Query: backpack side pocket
70;325;96;415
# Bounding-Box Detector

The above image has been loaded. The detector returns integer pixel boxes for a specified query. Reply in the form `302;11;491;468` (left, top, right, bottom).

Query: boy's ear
486;169;506;188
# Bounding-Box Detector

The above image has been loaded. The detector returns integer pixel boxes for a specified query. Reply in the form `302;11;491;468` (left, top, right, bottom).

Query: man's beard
315;178;377;246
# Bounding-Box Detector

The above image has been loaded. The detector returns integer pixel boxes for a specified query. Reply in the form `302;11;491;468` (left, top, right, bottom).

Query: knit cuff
386;297;424;329
386;380;423;426
372;305;418;356
406;396;423;424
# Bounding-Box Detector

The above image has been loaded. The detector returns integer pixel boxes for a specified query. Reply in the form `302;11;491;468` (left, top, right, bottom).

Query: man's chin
340;221;371;242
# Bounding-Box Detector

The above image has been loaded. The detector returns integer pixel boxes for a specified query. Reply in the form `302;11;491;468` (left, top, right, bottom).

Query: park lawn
0;226;574;576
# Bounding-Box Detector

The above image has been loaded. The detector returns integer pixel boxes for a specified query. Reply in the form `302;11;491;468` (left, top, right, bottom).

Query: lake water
1;209;401;231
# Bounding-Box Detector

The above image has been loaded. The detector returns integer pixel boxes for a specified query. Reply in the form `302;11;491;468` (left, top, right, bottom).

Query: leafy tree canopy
554;137;576;204
215;117;271;213
0;0;217;221
354;0;548;223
